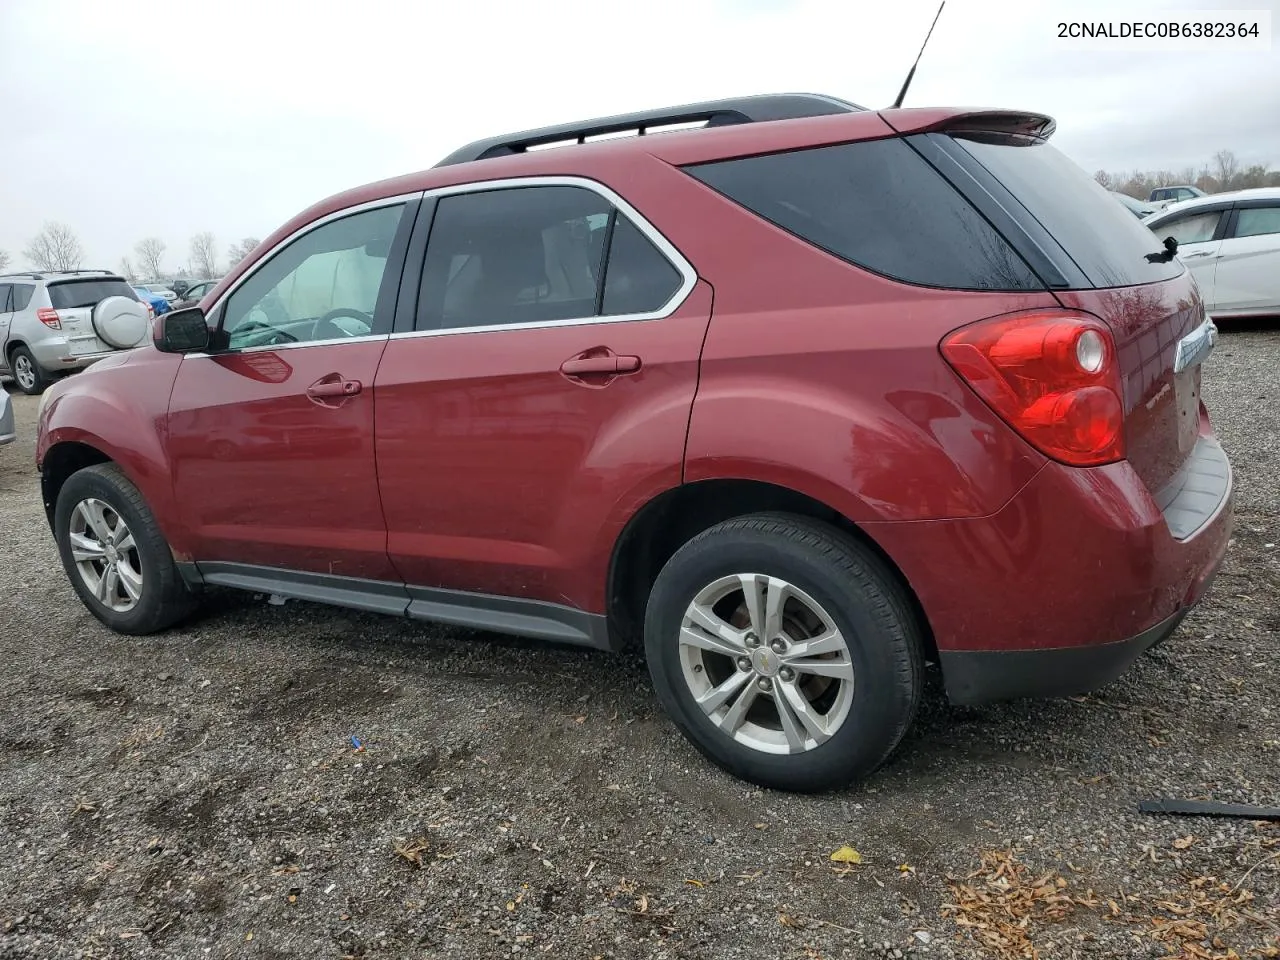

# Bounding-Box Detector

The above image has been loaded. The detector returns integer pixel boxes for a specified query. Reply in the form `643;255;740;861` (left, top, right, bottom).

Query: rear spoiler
879;108;1056;143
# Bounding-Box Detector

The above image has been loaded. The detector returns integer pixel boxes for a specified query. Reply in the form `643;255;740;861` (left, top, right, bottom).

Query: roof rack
435;93;865;167
0;271;44;280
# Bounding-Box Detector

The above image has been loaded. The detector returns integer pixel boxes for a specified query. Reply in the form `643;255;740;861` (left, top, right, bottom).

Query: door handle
560;354;642;376
307;377;362;399
1182;251;1215;259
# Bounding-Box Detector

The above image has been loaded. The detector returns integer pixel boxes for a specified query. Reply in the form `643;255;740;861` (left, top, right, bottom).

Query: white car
1144;187;1280;320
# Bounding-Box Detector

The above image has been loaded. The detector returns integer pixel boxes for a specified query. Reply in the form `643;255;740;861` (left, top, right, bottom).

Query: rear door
166;198;417;582
1212;200;1280;316
936;133;1216;495
374;180;710;612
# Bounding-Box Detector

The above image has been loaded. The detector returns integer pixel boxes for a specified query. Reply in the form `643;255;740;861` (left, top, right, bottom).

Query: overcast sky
1;0;1277;274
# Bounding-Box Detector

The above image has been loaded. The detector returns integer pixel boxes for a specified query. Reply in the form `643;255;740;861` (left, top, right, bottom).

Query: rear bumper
939;607;1190;706
866;427;1232;703
30;337;119;372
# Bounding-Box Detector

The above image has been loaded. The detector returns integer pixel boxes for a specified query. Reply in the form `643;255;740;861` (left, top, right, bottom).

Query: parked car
1144;187;1280;320
0;389;14;446
35;94;1232;791
173;278;219;308
1110;191;1159;219
1149;184;1207;209
133;286;171;316
1;270;152;395
135;282;178;303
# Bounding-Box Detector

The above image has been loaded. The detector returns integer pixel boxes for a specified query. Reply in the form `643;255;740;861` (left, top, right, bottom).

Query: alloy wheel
678;573;855;755
14;354;36;391
68;498;143;613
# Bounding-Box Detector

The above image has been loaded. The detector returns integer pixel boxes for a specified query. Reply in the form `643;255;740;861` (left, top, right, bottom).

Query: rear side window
0;285;11;312
418;185;686;330
12;284;33;311
48;279;138;309
952;137;1183;287
1234;205;1280;239
684;139;1043;291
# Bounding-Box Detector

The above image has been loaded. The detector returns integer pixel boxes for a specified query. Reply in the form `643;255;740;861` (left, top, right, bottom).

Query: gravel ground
1;325;1277;960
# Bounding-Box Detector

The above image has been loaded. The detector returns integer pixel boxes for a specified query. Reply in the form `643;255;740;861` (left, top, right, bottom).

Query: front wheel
644;514;922;792
54;463;196;634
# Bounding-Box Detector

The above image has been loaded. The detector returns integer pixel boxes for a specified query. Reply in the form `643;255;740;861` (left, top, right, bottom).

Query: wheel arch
605;478;936;662
40;439;114;528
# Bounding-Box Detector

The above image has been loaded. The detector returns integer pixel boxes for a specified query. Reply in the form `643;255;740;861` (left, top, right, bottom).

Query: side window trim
1225;201;1280;240
193;192;423;357
397;175;697;338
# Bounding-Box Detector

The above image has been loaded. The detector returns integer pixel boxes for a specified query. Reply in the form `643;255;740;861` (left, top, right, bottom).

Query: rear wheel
644;513;922;792
54;463;196;634
11;346;49;395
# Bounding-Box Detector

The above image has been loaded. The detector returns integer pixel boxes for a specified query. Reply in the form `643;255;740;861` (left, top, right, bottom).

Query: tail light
941;310;1124;466
36;307;61;330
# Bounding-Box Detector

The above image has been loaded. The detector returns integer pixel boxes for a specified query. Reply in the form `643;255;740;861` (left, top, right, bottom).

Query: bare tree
1093;170;1113;189
190;232;218;278
0;250;10;272
134;238;166;280
24;222;84;272
1213;150;1240;190
224;237;260;271
118;256;136;281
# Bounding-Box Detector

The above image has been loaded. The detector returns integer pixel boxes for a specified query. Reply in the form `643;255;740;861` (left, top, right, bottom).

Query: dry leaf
830;846;863;865
1173;836;1196;850
684;879;704;888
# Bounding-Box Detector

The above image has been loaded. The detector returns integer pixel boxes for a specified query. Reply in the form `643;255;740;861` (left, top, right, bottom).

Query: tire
54;463;196;634
644;513;922;792
10;345;50;395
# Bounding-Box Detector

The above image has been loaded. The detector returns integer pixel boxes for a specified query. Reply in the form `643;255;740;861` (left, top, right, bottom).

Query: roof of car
1147;186;1280;222
0;269;120;282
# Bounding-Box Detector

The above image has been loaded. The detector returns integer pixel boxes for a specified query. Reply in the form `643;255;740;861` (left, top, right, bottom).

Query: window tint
420;186;613;329
685;139;1043;291
953;137;1183;288
222;204;404;350
13;285;34;311
1152;211;1221;245
1234;206;1280;239
47;279;139;309
602;216;683;315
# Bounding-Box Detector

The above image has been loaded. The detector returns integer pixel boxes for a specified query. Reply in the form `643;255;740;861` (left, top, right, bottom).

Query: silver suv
0;270;152;395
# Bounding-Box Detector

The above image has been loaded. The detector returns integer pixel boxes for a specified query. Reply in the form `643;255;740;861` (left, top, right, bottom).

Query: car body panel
0;389;15;445
1210;230;1280;316
165;340;398;581
36;350;188;549
375;282;714;611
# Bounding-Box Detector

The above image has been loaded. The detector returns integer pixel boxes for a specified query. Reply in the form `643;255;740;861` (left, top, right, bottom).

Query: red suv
36;95;1232;791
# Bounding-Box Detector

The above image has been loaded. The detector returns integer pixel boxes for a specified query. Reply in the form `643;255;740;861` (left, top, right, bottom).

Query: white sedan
1144;187;1280;320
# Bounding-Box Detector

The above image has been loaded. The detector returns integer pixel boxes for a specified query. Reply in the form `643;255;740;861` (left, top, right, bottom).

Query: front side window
417;185;685;330
0;285;11;312
1233;205;1280;239
1153;211;1221;245
222;204;404;350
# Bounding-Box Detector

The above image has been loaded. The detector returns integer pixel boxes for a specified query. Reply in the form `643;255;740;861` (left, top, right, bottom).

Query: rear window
48;279;139;309
685;139;1044;291
951;136;1183;288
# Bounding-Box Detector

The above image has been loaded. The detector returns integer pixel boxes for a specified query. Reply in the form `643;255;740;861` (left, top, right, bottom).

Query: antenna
890;1;946;109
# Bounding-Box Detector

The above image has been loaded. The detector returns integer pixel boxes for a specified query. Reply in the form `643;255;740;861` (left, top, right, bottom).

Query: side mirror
153;306;210;353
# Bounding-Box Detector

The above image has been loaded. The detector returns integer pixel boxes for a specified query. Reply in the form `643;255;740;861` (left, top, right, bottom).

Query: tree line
4;224;260;280
1095;149;1280;199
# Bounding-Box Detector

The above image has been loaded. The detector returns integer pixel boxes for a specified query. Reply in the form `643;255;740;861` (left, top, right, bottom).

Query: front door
1156;206;1229;310
166;199;415;581
375;182;710;612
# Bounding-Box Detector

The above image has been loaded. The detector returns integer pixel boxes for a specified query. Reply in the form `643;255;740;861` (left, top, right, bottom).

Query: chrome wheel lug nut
756;678;771;692
745;633;760;647
770;638;787;654
779;667;795;682
737;656;752;671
